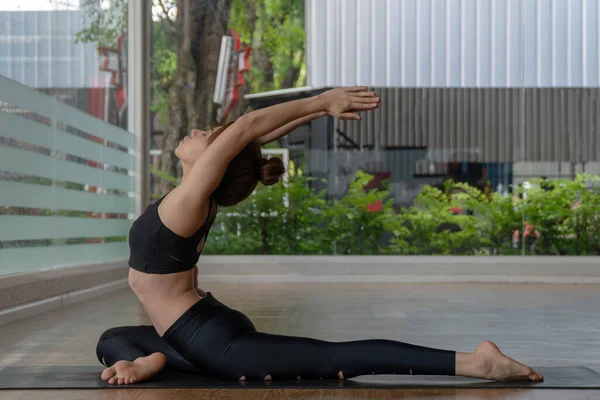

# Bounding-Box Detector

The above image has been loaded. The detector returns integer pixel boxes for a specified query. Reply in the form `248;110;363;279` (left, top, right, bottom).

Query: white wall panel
307;0;599;87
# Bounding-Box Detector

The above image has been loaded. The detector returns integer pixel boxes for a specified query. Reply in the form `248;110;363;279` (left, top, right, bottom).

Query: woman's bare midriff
128;267;203;336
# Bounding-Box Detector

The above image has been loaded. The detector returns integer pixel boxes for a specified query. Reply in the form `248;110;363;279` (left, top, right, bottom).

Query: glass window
0;1;134;276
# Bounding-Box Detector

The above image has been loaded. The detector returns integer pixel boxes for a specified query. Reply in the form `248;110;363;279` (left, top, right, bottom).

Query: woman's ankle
455;351;485;378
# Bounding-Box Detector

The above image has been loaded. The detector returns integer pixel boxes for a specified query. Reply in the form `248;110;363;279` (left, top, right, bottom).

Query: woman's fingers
343;86;369;92
351;91;377;98
350;102;380;110
349;94;379;103
339;112;361;120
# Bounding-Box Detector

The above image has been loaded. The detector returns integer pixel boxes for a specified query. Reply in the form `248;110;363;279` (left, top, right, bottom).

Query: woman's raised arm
178;87;379;206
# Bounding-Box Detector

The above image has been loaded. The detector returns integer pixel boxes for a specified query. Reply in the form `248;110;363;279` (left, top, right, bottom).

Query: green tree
226;0;306;120
76;1;177;127
229;0;305;93
75;0;128;48
77;0;233;198
78;0;307;196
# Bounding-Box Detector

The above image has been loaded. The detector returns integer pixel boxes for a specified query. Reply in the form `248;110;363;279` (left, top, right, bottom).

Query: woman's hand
319;86;380;120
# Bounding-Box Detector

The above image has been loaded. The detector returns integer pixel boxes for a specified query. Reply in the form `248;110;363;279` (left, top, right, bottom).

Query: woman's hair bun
259;157;285;186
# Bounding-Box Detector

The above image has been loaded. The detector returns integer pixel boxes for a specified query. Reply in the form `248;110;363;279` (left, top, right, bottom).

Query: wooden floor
1;388;600;400
1;282;599;399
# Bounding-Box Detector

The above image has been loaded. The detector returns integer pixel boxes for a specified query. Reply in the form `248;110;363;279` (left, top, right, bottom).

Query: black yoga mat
0;366;599;389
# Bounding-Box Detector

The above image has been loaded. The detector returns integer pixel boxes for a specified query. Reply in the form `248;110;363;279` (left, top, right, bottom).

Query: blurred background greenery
151;168;600;256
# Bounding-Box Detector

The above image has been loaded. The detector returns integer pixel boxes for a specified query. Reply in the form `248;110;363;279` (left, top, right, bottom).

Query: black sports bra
127;192;218;274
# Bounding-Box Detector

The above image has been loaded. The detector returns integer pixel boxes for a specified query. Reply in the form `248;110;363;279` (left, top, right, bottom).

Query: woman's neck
180;162;191;183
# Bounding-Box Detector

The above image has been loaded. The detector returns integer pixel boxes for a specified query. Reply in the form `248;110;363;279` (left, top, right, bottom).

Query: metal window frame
128;0;151;217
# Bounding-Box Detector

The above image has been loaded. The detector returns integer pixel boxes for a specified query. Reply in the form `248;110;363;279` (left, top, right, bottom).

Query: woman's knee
96;327;136;366
98;326;132;342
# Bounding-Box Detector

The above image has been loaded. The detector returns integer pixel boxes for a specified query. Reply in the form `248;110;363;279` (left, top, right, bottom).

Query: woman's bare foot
457;340;544;382
101;352;167;385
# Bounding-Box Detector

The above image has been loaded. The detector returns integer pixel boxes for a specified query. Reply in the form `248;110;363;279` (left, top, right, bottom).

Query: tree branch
156;0;176;25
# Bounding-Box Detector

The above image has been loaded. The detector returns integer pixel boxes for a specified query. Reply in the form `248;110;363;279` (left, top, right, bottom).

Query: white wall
306;0;600;88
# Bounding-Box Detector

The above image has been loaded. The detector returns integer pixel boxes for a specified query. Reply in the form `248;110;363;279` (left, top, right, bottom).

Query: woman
97;87;544;384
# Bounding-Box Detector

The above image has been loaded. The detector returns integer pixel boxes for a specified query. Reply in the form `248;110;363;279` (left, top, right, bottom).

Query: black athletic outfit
97;193;456;379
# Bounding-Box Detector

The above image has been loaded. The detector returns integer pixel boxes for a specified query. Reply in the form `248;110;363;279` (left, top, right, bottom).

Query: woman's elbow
235;113;256;133
236;113;257;138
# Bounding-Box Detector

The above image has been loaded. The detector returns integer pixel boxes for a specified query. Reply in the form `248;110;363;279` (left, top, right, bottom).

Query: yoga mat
0;366;599;389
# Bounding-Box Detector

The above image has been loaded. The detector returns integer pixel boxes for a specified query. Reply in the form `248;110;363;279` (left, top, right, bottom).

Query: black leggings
97;292;455;380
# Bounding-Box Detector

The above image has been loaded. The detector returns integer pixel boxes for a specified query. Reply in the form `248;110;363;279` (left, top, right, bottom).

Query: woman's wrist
315;93;329;113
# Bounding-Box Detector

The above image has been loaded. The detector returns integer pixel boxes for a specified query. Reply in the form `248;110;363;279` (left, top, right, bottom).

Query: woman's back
128;186;216;335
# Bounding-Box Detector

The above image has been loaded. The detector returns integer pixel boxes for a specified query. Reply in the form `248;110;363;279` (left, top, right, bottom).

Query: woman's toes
526;368;544;382
101;366;116;381
108;376;117;385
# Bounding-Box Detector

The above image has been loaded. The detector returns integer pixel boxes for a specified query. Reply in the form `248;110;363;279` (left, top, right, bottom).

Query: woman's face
175;127;221;164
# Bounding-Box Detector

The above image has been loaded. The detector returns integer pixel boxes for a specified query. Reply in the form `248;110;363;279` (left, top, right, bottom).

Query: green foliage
322;171;396;255
104;236;127;242
472;189;523;255
150;18;177;124
518;174;600;255
203;172;330;255
75;0;127;48
151;169;600;256
388;182;490;255
77;0;306;136
220;174;600;256
229;0;306;92
76;1;176;125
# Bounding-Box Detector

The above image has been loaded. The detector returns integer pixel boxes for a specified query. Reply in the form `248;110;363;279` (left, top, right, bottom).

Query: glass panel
139;0;598;257
520;1;600;256
519;89;600;256
204;88;526;256
0;0;132;276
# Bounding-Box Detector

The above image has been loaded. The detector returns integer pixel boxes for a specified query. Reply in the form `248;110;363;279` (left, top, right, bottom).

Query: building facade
306;0;600;88
274;0;600;203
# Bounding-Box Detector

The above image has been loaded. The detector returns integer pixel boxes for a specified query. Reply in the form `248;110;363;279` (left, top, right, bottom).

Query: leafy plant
322;171;396;255
518;174;600;255
151;167;600;256
204;172;329;255
388;182;489;255
472;189;523;255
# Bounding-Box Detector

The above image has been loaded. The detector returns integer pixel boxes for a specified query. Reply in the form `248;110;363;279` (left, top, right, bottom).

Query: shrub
152;168;599;256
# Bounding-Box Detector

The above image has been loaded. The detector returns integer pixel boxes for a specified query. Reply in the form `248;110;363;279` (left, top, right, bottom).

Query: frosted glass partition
0;76;135;275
